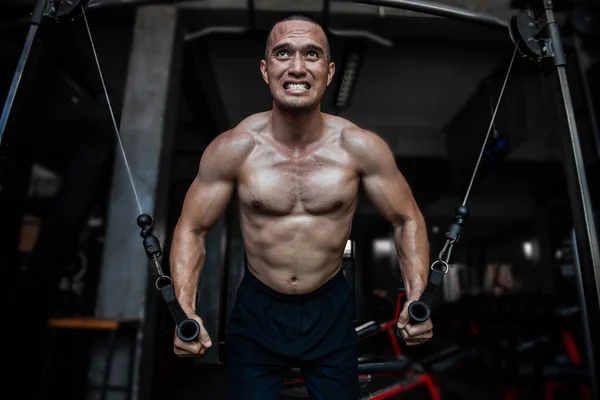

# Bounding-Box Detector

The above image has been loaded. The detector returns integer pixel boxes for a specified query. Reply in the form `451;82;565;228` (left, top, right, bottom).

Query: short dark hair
264;13;331;61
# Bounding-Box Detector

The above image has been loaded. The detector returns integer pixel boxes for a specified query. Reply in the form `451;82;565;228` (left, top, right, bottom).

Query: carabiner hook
438;239;455;265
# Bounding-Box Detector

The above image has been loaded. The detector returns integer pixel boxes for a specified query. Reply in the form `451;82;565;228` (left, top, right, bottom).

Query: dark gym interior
1;0;599;399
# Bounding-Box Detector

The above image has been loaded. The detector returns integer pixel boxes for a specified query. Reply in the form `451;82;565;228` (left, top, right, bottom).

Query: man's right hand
173;314;212;357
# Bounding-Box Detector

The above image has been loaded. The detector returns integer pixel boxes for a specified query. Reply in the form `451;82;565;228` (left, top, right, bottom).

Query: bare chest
238;147;359;215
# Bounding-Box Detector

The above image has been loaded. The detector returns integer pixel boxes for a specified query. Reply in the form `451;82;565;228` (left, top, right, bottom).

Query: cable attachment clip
446;205;468;243
137;213;166;280
438;205;469;265
137;213;161;258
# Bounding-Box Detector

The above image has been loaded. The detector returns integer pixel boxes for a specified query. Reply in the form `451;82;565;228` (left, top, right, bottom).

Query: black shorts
225;268;359;400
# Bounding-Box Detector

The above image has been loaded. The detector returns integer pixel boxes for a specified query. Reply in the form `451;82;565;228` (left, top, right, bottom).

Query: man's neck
270;104;324;147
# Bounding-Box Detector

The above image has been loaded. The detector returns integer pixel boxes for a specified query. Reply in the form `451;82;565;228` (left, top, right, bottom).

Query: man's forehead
270;20;326;46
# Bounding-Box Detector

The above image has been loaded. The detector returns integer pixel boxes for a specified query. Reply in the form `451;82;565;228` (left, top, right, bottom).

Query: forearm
170;226;206;316
393;216;429;300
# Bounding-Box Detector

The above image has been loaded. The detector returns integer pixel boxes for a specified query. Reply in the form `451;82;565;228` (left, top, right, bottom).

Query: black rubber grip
409;267;446;324
177;319;200;342
408;300;431;324
159;283;200;342
396;268;446;341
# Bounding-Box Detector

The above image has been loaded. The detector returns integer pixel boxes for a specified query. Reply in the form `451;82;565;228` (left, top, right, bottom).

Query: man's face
261;20;335;113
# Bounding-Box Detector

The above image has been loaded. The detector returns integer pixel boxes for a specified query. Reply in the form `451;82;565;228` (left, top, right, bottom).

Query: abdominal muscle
241;213;352;295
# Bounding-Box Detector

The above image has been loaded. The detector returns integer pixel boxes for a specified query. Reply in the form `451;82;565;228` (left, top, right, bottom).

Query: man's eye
307;51;318;57
277;50;288;57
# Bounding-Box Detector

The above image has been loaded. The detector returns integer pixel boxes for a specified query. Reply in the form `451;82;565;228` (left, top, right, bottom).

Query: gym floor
155;364;434;400
153;362;577;400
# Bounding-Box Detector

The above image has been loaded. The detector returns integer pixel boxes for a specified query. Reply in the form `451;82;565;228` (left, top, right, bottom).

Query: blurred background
0;0;598;399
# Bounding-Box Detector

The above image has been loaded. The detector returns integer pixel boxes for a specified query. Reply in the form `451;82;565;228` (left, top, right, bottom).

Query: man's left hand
396;299;433;346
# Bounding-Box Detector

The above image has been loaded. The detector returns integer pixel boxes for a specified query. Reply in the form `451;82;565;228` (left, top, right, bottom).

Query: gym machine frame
1;0;598;396
355;0;600;395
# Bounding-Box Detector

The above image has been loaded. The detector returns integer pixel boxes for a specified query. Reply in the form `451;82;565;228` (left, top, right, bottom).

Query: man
170;14;433;400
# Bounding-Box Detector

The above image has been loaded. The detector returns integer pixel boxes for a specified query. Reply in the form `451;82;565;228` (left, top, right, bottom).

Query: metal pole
354;0;508;31
572;229;598;400
554;62;600;389
541;4;600;388
0;0;49;146
573;34;600;161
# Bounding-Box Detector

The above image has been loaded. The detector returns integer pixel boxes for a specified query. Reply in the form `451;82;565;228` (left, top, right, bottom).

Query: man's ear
326;62;335;86
260;60;268;84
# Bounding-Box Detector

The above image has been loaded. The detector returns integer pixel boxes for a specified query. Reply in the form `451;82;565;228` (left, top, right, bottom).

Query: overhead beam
177;3;511;44
173;0;515;21
353;0;509;30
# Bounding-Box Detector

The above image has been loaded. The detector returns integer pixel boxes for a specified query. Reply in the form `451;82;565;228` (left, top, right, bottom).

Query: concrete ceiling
203;33;507;159
334;42;502;129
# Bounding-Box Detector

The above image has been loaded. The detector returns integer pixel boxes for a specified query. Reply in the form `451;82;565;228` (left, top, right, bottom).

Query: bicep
175;129;252;235
176;141;238;235
360;139;420;224
363;169;419;225
177;174;234;235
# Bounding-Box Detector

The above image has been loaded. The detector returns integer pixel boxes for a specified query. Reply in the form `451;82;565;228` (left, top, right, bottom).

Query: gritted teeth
284;82;310;90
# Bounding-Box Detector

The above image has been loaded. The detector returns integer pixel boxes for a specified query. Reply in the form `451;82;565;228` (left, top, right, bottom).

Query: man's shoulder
234;111;270;133
328;115;385;155
214;112;269;146
209;113;269;154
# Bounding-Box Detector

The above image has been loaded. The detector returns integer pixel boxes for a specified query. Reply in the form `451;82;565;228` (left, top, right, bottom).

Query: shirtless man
170;14;433;400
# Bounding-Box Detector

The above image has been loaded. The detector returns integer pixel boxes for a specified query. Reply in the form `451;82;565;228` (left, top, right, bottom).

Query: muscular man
170;14;433;400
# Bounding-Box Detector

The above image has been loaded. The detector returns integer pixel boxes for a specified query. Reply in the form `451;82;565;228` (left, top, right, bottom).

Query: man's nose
288;54;306;76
